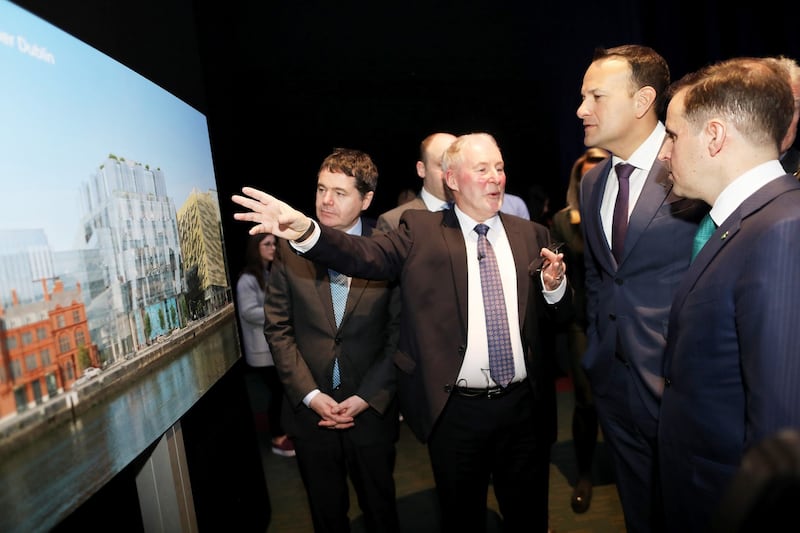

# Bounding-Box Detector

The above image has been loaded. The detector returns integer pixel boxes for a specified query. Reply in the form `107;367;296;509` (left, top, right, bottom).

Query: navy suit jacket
302;208;573;443
659;175;800;532
579;158;707;419
780;146;800;176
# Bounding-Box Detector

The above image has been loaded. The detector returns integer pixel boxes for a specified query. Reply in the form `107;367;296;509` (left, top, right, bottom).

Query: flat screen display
0;1;241;530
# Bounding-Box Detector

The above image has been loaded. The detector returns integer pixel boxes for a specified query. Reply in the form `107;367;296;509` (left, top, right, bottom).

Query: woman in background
236;233;295;457
550;147;609;513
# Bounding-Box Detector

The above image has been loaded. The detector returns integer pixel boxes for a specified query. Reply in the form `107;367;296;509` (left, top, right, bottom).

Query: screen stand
135;421;198;532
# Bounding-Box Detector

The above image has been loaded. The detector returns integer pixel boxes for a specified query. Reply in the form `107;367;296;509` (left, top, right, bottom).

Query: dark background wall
14;0;800;291
8;1;799;528
196;1;800;281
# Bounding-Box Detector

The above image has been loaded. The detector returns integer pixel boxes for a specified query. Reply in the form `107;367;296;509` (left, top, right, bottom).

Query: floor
247;374;626;533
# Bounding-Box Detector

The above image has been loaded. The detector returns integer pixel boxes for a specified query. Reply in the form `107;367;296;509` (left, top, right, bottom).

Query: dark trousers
594;357;663;533
293;429;400;533
427;382;550;533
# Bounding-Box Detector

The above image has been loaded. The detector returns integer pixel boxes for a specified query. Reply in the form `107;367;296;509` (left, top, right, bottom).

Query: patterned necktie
612;163;635;264
691;214;717;262
475;224;515;387
329;269;348;388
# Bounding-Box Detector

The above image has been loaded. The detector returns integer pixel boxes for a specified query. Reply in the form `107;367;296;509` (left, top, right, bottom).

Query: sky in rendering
0;0;217;251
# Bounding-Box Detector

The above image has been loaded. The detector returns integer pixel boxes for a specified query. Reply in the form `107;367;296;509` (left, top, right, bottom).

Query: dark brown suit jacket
265;223;401;444
302;208;572;444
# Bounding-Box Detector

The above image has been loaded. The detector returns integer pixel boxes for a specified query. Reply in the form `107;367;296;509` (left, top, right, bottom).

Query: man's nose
487;168;501;181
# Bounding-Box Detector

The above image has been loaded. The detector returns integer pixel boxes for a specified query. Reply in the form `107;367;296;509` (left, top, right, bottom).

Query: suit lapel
672;175;798;314
621;162;671;264
585;159;616;272
343;277;370;327
323;222;379;330
500;214;531;324
313;262;339;330
586;160;672;268
441;209;469;337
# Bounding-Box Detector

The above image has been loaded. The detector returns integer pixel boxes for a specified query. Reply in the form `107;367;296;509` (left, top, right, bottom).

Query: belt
450;380;525;399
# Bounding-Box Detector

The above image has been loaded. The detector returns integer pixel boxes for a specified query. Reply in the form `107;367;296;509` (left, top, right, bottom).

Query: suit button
334;337;342;345
665;378;672;387
615;278;623;285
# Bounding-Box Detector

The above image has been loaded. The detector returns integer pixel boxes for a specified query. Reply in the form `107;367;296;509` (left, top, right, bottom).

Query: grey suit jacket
264;223;401;443
301;208;573;443
376;197;427;231
579;158;707;419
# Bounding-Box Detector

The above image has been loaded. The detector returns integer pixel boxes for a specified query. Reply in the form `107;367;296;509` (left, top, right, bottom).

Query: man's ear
361;190;374;211
444;170;458;192
635;85;657;119
416;160;425;179
707;120;726;156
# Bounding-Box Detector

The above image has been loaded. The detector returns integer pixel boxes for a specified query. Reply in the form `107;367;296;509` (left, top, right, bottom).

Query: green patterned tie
691;214;717;262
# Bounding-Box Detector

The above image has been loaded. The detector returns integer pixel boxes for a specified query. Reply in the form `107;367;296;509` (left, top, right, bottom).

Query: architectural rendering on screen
0;1;231;427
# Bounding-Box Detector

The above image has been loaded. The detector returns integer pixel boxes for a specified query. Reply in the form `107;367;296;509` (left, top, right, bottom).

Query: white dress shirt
293;208;566;389
600;122;666;247
419;187;449;211
707;160;786;226
452;207;527;388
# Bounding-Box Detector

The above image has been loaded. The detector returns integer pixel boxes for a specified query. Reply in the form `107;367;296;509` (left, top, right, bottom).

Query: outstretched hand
231;186;311;240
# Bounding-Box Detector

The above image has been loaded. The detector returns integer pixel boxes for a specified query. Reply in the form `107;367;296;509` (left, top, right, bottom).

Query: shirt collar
420;186;448;211
611;122;666;173
340;218;363;236
452;205;502;239
710;160;785;225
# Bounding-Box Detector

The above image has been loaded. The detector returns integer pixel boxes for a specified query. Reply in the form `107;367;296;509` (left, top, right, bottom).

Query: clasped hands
310;392;368;430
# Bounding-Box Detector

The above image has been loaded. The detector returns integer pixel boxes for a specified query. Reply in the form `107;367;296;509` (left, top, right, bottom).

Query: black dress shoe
571;477;593;514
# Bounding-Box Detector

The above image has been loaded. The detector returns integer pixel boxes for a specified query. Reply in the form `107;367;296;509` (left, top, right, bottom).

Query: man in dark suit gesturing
234;133;571;533
657;57;800;533
264;148;401;533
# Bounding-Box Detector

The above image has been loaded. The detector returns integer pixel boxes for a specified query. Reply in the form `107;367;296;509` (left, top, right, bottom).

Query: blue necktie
329;269;348;388
475;224;515;387
691;214;717;262
612;163;635;264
